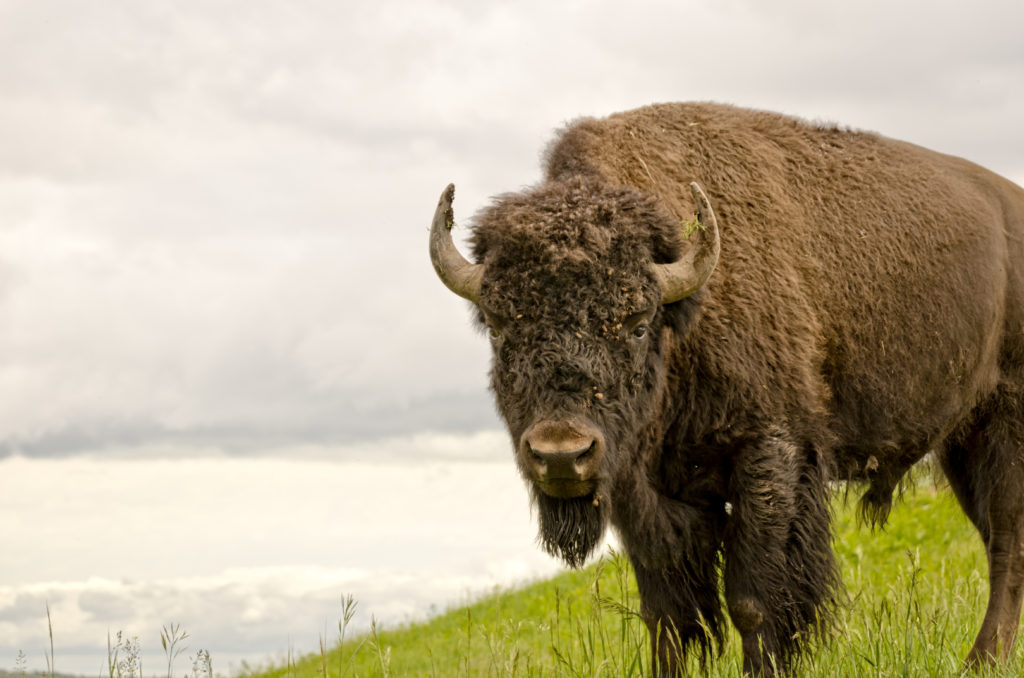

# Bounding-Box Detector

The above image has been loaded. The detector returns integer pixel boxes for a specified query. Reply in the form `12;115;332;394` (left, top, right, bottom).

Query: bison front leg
630;553;722;677
612;469;726;676
723;431;838;677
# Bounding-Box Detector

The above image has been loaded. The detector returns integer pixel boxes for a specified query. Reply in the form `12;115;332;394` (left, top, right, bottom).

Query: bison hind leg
940;382;1024;667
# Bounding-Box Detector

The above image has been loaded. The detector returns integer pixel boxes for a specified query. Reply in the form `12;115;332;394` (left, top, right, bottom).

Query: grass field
240;478;1024;677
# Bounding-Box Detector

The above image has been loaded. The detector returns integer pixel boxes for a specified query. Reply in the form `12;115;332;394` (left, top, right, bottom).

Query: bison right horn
654;182;721;304
429;183;483;304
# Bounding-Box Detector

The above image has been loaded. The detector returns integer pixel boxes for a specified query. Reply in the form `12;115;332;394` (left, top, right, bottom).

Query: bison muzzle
428;103;1024;676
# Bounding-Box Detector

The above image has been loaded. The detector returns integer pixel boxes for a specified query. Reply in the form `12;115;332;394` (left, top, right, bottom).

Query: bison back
545;102;1024;465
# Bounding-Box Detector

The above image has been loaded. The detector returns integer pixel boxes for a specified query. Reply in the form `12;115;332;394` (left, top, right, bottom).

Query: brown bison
428;103;1024;676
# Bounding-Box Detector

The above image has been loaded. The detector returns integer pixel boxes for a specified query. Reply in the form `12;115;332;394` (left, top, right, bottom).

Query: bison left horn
429;183;483;303
654;182;721;304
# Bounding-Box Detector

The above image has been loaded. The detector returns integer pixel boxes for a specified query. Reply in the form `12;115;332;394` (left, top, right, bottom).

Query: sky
0;0;1022;672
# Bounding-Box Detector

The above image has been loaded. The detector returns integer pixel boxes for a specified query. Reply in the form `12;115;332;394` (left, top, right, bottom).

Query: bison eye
488;326;501;341
622;308;656;342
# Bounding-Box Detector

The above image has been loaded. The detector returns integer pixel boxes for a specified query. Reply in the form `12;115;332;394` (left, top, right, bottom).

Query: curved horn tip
688;181;718;233
688;181;709;205
438;183;456;229
441;183;455;205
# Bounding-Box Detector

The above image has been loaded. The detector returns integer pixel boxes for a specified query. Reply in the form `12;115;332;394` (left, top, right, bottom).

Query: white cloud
3;565;560;675
0;443;579;674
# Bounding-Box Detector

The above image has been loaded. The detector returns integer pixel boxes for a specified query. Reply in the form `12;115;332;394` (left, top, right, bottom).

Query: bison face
481;298;657;500
429;178;718;567
480;291;660;568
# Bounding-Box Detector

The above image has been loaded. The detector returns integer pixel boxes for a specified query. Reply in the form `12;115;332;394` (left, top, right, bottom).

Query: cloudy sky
1;0;1022;672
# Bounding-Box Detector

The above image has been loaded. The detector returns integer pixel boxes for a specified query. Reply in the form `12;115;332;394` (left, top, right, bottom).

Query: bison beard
534;490;608;569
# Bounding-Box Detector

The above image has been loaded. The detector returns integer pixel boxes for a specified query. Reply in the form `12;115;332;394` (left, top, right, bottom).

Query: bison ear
653;182;720;304
429;184;484;303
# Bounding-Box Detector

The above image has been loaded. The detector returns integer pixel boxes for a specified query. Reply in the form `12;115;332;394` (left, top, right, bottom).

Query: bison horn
429;183;483;303
654;182;721;304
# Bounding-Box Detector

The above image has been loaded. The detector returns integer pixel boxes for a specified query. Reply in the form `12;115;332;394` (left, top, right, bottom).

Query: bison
427;102;1024;676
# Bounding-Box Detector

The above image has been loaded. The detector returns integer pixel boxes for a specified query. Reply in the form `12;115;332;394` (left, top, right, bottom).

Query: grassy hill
240;479;1024;677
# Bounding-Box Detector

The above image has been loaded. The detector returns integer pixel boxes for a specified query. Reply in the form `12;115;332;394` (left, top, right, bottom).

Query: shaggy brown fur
441;103;1024;676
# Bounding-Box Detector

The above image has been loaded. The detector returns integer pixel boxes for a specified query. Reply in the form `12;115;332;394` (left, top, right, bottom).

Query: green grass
241;480;1024;678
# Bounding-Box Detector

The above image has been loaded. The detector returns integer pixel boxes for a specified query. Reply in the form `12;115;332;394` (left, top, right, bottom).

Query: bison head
430;177;719;567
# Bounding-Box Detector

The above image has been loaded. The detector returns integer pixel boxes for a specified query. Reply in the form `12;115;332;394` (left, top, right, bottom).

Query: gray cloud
0;388;499;458
0;592;63;624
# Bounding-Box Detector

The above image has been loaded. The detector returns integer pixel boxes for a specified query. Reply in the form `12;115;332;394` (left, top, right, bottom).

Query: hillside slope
243;482;1023;677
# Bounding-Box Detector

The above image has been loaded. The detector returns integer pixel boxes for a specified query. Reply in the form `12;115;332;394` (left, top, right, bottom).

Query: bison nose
520;419;604;483
529;440;595;479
